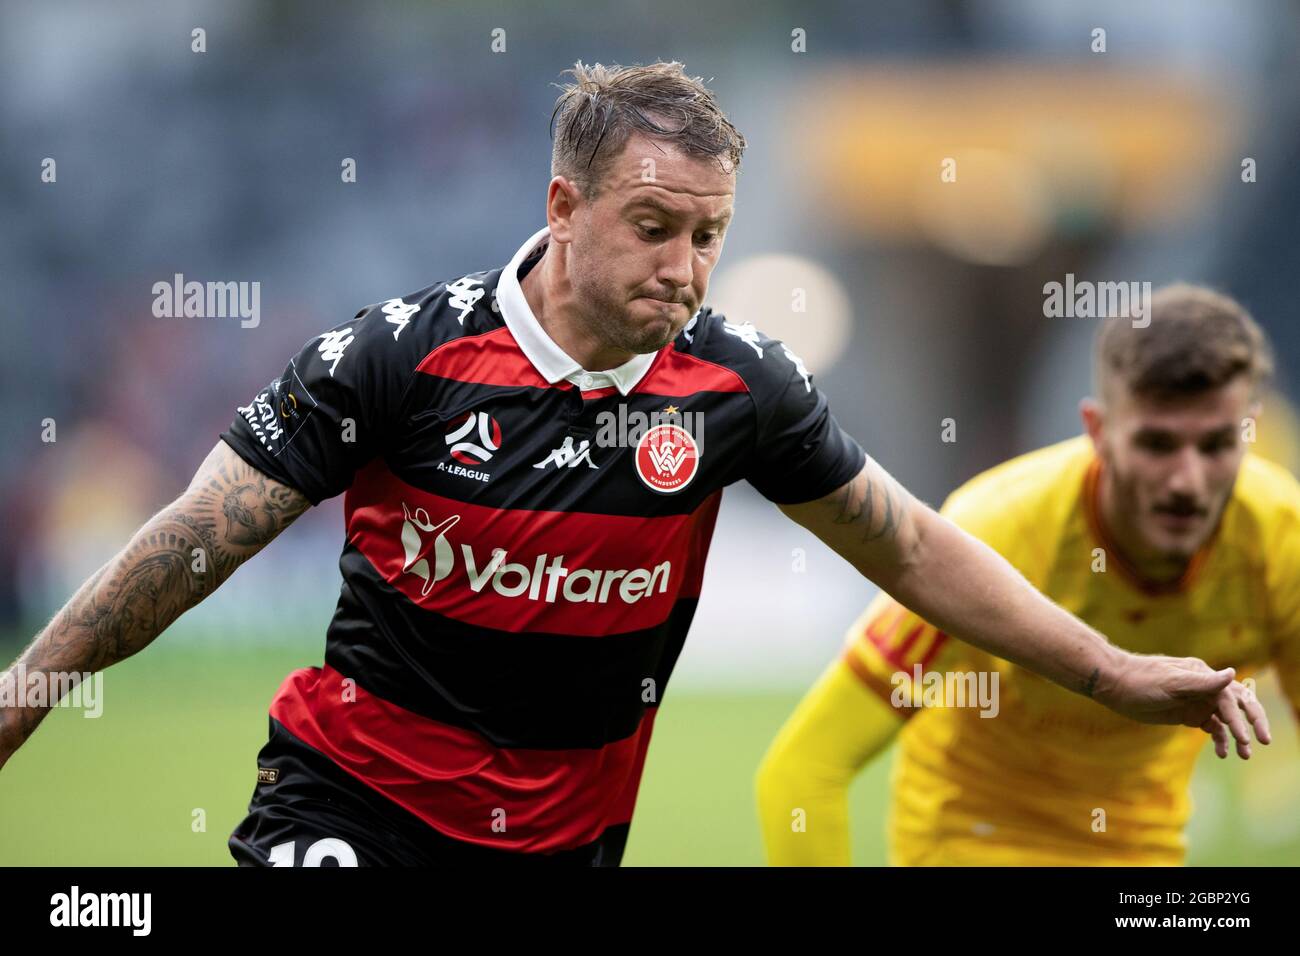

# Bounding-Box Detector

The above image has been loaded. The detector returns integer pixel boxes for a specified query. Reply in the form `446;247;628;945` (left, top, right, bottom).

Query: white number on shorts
268;837;359;867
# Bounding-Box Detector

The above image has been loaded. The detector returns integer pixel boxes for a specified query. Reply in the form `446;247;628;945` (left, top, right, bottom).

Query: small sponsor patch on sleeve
235;359;318;457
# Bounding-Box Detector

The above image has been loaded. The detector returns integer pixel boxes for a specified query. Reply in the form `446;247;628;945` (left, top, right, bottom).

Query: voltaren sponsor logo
398;505;670;605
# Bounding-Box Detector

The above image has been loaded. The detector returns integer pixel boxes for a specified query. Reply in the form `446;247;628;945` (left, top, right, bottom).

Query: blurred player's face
1082;378;1256;567
549;133;735;357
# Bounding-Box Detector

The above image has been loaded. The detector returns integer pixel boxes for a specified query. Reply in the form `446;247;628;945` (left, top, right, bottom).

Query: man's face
555;132;735;355
1089;378;1255;561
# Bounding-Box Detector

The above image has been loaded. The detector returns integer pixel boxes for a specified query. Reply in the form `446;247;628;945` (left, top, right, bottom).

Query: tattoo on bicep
831;469;901;543
188;454;310;570
1083;667;1100;699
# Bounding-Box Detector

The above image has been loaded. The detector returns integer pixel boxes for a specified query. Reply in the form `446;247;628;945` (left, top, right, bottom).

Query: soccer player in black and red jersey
0;61;1269;866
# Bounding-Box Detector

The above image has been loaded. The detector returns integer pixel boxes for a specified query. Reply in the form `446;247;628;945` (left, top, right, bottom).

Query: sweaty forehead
618;184;735;226
606;138;735;212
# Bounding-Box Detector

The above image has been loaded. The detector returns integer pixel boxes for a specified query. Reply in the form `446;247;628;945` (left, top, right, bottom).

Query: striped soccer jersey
220;225;866;860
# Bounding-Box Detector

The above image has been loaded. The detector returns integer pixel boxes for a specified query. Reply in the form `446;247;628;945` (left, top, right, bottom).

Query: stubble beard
575;275;681;357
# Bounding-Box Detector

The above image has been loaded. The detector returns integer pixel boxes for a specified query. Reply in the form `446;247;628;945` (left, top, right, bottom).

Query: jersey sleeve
219;297;429;504
728;321;866;504
841;590;979;711
1266;501;1300;722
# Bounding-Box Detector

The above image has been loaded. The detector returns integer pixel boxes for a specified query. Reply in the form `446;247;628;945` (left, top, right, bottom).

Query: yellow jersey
843;434;1300;865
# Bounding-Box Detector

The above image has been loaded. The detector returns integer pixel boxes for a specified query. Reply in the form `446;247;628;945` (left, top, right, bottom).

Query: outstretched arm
0;440;309;768
780;456;1271;758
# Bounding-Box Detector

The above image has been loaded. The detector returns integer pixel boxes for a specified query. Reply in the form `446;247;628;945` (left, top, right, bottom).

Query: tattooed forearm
829;465;903;544
1;441;309;757
780;459;1126;705
777;458;922;593
38;517;211;670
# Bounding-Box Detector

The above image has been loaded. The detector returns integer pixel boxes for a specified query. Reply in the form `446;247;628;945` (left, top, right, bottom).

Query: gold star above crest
664;405;679;415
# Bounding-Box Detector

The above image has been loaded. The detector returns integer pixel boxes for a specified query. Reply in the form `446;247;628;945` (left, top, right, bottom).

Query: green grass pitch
1;644;1296;865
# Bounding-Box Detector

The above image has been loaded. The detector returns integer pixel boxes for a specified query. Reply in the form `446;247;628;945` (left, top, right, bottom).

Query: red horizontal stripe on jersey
270;664;657;853
416;326;559;389
633;342;750;396
345;459;720;636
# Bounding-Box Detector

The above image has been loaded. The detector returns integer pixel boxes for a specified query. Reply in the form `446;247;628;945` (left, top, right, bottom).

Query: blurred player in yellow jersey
756;283;1300;866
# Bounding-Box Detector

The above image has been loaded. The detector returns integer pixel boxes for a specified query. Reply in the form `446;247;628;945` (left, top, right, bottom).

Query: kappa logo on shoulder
634;423;699;494
316;328;354;376
445;275;485;325
380;298;419;340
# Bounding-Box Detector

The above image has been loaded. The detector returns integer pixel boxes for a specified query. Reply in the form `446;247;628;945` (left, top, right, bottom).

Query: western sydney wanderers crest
634;423;699;493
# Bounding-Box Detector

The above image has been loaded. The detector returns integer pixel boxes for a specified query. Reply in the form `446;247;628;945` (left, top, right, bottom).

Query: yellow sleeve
755;594;970;866
755;654;901;866
1266;497;1300;722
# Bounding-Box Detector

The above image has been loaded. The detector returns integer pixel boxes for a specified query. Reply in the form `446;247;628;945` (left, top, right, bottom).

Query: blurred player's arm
1266;498;1300;725
757;590;970;865
755;598;914;865
779;454;1269;755
0;440;309;769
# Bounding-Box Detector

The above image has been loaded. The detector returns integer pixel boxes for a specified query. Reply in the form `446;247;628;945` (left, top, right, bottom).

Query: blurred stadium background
1;0;1298;865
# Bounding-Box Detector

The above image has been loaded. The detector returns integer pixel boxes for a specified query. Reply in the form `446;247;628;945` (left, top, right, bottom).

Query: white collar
496;225;657;395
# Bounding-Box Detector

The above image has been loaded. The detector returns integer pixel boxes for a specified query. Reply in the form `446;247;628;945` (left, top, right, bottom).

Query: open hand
1094;653;1270;758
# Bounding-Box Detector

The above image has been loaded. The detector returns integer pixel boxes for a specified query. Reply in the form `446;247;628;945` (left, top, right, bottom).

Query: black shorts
228;717;628;867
